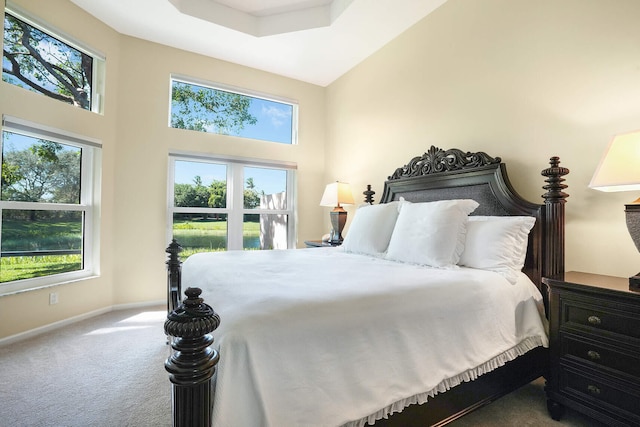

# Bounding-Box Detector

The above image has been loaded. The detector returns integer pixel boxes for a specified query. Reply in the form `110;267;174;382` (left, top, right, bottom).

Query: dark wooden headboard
377;146;569;297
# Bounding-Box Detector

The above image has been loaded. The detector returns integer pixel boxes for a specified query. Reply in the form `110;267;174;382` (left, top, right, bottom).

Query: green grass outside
1;217;81;251
0;254;82;283
0;216;82;283
172;218;260;257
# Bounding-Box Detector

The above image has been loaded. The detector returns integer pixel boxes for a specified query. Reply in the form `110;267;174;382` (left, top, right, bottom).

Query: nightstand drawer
561;334;640;379
560;366;640;420
561;300;640;339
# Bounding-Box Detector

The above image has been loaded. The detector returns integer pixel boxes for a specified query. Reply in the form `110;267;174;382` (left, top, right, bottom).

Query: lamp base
328;208;347;245
625;204;640;292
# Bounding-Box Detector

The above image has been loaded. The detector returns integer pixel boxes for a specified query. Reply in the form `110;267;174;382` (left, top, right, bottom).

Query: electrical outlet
49;292;58;305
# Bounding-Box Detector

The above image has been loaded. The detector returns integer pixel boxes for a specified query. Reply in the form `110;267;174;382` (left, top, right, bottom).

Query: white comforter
182;247;548;427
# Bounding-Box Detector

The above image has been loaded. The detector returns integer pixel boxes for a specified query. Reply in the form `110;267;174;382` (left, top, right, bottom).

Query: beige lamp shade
590;130;640;192
320;182;355;207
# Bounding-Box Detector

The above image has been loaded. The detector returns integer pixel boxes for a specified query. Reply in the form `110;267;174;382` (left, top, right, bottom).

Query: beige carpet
0;306;604;427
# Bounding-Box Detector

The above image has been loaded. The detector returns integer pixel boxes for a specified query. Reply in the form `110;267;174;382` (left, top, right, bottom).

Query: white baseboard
0;300;165;346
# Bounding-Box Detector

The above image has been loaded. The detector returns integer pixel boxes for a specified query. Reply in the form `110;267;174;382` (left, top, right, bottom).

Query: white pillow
459;216;536;284
385;199;479;267
342;202;400;256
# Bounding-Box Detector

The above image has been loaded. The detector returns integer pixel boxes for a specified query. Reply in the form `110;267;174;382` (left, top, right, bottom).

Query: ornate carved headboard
377;146;569;297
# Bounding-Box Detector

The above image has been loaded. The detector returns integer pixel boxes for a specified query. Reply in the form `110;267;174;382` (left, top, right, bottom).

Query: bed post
166;239;182;314
541;156;569;281
363;184;375;204
165;287;220;427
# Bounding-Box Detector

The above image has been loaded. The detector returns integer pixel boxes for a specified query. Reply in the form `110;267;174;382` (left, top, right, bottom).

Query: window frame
169;74;299;145
168;152;297;252
0;116;101;294
3;1;106;114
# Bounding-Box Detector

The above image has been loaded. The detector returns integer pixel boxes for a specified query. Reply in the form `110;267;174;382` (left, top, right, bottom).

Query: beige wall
0;0;326;338
326;0;640;278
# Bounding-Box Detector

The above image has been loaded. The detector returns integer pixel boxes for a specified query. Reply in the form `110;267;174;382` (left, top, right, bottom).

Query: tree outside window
2;10;103;112
170;77;298;145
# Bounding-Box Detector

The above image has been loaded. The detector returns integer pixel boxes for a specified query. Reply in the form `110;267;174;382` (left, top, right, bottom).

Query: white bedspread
182;247;548;427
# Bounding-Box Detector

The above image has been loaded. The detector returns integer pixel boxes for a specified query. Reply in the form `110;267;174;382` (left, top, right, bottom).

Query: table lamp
589;130;640;292
320;181;354;244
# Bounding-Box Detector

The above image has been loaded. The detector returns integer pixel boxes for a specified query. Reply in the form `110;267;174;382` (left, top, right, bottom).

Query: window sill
0;273;100;298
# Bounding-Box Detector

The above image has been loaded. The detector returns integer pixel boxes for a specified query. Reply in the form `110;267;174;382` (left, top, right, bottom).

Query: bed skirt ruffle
344;337;546;427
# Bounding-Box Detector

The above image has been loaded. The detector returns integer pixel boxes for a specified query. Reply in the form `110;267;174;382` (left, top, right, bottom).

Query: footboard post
165;287;220;427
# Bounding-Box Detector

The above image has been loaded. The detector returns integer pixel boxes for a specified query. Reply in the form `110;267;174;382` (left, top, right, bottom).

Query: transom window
170;76;298;145
0;116;100;293
168;154;296;258
2;3;105;113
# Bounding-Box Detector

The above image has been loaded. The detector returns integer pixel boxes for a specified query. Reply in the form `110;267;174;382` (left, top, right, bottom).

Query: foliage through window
170;77;297;144
2;6;104;113
169;155;296;258
0;117;100;292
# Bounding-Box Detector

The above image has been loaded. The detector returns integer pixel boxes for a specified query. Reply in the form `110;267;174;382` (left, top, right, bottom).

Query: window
170;76;298;144
168;154;296;258
2;3;105;113
0;116;100;293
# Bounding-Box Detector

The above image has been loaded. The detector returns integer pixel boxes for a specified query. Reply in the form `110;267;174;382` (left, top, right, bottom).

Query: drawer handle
587;315;602;325
587;384;601;396
587;350;601;361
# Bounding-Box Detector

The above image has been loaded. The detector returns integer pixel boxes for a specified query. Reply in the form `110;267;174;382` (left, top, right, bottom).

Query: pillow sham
385;199;479;267
459;215;536;284
341;201;400;256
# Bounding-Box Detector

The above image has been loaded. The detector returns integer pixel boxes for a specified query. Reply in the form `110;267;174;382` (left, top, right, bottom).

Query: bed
164;145;569;427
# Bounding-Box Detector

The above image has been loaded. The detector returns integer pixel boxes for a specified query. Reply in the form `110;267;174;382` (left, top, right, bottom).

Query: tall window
2;4;105;113
0;117;100;294
170;76;298;145
168;154;296;258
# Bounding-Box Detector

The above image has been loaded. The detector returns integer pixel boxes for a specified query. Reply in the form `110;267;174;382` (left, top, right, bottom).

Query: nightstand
304;240;340;248
543;272;640;426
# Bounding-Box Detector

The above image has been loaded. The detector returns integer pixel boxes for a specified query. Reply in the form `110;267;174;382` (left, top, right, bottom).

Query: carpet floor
0;306;605;427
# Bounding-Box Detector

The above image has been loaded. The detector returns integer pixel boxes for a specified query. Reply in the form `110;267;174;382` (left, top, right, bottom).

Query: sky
237;97;294;144
2;131;78;154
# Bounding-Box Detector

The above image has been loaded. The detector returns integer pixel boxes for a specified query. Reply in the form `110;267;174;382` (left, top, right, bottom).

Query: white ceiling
69;0;448;87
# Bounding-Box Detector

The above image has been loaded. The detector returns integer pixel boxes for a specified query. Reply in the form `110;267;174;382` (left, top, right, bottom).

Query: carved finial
165;287;221;339
166;239;182;265
541;156;570;204
363;185;375;204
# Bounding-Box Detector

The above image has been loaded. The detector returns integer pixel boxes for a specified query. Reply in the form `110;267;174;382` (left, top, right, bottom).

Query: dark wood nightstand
543;272;640;426
304;240;341;248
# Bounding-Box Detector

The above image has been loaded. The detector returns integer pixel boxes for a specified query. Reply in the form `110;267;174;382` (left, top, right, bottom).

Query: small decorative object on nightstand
304;240;341;248
543;272;640;426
